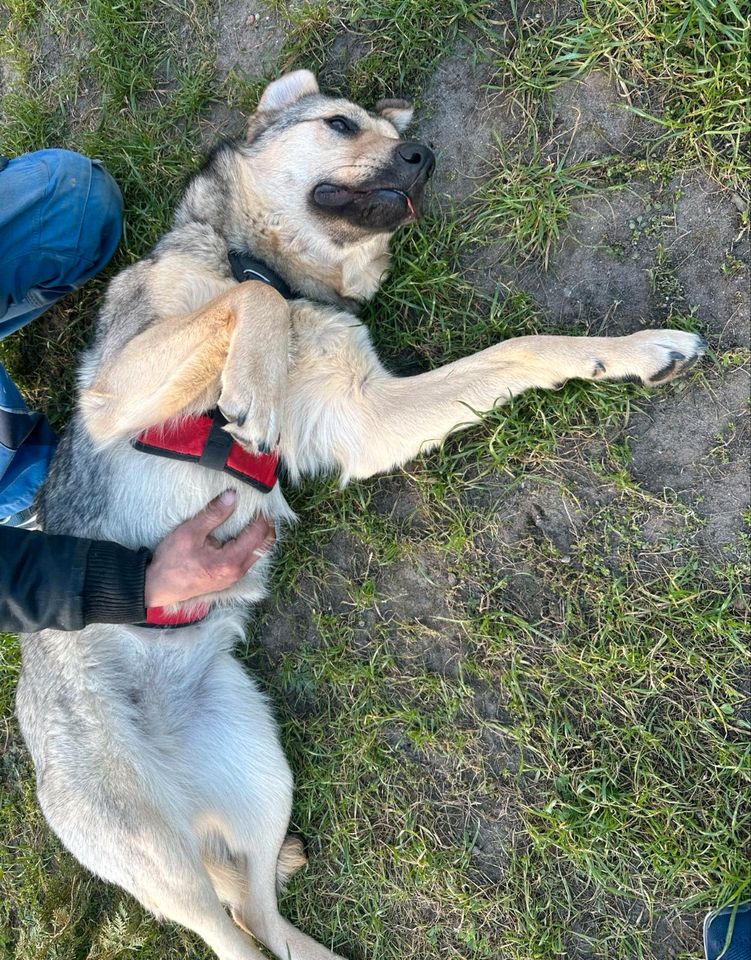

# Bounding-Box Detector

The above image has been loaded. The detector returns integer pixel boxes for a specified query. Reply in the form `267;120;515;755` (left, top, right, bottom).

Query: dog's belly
17;611;288;844
21;422;295;824
95;439;296;551
19;614;241;757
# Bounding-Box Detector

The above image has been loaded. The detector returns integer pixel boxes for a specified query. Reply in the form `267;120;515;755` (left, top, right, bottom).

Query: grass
495;0;751;196
1;1;750;959
277;0;492;100
469;144;611;267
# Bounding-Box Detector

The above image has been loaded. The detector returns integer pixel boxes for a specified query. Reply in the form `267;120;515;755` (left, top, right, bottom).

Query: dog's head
244;71;435;241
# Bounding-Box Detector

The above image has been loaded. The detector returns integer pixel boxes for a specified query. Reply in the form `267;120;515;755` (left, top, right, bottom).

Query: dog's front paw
218;382;283;453
616;330;707;386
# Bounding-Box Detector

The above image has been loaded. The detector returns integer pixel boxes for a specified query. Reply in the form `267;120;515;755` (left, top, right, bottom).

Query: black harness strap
198;409;234;470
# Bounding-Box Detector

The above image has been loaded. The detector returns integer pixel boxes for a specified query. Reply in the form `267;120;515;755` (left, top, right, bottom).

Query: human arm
0;490;273;633
0;525;149;632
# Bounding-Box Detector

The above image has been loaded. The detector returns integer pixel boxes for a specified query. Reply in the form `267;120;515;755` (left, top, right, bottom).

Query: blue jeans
0;150;123;518
705;902;751;960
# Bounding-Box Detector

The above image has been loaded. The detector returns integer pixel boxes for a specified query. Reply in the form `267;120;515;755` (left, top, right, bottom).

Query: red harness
132;409;279;628
144;601;212;627
132;409;279;493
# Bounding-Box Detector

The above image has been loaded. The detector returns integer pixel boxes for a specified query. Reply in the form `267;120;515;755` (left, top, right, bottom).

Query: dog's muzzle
312;140;435;230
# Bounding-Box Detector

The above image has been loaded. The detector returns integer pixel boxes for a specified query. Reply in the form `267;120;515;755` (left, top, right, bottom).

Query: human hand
144;490;275;608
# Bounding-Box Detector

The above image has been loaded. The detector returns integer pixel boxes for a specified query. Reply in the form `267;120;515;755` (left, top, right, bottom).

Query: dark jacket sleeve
0;526;150;633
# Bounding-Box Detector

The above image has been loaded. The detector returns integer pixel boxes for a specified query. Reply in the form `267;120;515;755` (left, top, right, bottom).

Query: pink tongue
406;196;415;218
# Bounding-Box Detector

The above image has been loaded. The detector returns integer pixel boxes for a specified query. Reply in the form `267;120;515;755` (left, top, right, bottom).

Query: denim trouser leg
0;149;123;518
704;903;751;960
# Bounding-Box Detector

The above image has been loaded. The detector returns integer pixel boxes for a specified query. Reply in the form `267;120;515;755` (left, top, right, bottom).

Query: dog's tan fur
18;71;705;960
83;279;290;448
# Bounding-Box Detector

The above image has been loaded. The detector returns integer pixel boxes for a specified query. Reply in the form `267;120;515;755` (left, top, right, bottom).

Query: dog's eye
325;116;358;135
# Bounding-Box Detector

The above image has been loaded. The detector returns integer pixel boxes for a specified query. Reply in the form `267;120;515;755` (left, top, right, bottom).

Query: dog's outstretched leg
283;320;706;482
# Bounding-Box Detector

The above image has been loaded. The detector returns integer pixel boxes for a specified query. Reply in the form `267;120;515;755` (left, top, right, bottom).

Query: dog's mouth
312;140;434;233
312;183;421;231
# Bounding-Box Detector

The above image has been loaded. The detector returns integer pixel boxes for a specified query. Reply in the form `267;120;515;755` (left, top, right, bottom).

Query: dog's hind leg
186;657;346;960
203;833;307;907
136;856;270;960
45;798;268;960
231;838;346;960
202;832;342;960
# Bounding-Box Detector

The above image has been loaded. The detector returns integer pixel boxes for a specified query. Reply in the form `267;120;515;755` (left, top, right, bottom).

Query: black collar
228;249;293;300
228;248;362;315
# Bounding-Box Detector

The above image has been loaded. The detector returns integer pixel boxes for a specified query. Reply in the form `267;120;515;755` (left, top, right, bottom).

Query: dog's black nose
396;141;435;176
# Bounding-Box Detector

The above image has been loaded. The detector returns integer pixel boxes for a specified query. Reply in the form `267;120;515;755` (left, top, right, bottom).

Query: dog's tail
276;834;308;890
204;833;308;902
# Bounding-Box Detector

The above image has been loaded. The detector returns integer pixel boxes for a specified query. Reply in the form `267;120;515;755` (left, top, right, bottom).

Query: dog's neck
176;144;394;308
226;214;392;308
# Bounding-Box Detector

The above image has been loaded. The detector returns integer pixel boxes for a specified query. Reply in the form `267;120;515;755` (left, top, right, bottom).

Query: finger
232;516;276;559
222;516;276;569
184;490;238;540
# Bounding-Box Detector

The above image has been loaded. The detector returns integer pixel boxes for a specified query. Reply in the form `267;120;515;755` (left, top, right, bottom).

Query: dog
17;70;706;960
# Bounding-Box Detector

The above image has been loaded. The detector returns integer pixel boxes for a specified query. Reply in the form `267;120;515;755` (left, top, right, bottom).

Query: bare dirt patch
200;0;290;141
628;364;751;556
543;69;661;164
482;171;751;343
417;47;524;203
213;0;287;83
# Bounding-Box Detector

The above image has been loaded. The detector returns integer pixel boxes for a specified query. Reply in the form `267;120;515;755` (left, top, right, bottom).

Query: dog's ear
376;99;414;133
257;70;320;113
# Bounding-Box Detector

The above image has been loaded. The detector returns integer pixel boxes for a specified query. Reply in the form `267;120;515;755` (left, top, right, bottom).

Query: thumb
190;490;238;538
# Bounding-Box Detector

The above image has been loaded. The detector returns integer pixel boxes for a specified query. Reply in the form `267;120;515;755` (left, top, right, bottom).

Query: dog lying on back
17;71;705;960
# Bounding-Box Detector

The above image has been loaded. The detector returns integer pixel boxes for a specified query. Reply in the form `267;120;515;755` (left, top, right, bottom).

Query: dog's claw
218;399;281;455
